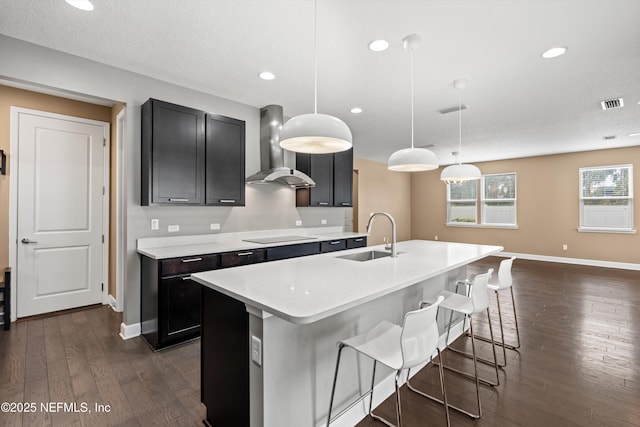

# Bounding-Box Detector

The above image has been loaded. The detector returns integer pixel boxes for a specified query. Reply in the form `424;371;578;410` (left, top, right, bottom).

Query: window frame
481;172;517;227
446;180;478;225
446;172;518;229
578;164;635;234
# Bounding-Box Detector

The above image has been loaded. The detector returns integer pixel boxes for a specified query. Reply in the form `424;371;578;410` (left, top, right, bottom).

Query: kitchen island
191;239;502;427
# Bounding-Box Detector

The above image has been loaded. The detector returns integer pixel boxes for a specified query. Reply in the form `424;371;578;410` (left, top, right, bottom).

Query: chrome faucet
366;212;397;257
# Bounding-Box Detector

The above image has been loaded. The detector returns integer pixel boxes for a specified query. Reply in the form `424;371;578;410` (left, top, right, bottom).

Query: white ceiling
1;0;639;165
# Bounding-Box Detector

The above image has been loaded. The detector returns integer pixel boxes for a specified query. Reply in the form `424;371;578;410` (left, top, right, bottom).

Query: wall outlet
151;219;159;230
251;335;262;366
168;225;179;232
321;219;327;225
210;223;220;230
562;244;568;251
295;220;302;226
434;235;438;241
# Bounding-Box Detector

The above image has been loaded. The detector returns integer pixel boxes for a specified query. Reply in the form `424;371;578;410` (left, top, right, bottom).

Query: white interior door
15;109;108;318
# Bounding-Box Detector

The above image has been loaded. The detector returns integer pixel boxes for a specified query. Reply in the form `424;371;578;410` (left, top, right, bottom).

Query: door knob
21;238;38;244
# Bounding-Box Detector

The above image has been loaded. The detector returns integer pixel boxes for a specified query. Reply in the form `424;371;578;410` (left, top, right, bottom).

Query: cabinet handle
341;203;351;206
169;198;189;202
182;275;192;280
219;199;236;203
318;202;329;205
354;238;364;242
330;241;341;245
181;257;203;263
237;251;253;256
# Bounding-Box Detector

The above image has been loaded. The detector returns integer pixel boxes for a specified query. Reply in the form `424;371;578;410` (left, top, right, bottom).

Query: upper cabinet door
205;114;246;206
296;149;353;207
333;148;353;207
142;99;205;205
296;153;334;206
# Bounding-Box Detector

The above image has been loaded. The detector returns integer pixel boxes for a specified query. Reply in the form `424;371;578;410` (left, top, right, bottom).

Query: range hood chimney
246;105;315;187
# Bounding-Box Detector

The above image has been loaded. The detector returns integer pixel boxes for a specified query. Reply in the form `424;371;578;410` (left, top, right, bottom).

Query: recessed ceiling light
258;71;275;80
541;46;567;59
628;132;640;137
350;107;363;114
368;40;389;52
65;0;94;11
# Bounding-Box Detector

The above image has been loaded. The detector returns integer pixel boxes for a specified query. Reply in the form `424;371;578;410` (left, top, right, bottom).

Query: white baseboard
119;322;141;340
497;251;640;271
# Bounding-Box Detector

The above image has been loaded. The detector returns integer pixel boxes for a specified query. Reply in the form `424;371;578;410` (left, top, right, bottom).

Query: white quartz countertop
191;240;503;325
136;227;367;259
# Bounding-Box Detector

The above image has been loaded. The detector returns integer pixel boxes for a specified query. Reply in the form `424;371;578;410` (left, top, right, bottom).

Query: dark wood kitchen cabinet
333;148;353;207
205;114;245;206
296;148;353;207
141;254;219;350
142;99;246;206
142;99;206;206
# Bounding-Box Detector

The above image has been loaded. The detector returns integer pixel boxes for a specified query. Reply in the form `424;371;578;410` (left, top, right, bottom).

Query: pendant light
279;0;352;154
440;78;481;184
388;34;438;172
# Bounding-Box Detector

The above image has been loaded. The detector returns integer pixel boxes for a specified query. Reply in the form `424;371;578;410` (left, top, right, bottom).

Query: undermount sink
336;250;396;262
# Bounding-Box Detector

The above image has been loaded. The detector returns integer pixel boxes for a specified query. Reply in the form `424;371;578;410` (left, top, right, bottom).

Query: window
446;172;517;227
579;165;634;232
482;173;517;226
447;180;477;224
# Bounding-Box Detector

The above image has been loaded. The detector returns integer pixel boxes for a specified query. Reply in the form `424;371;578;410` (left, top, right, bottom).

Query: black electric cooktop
242;235;317;244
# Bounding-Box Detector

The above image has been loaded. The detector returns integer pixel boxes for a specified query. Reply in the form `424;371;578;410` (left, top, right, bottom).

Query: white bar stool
327;296;450;427
430;268;498;419
474;257;521;363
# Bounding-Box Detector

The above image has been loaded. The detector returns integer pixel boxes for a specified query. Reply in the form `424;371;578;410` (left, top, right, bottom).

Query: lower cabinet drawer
267;242;321;261
160;254;219;277
220;249;267;268
320;239;347;253
346;237;367;249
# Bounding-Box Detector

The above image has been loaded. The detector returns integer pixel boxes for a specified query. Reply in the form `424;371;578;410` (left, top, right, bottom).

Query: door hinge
102;283;104;291
102;186;105;195
102;235;105;243
103;138;106;147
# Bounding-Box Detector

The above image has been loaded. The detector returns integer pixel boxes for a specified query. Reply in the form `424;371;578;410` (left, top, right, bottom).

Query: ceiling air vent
600;98;624;110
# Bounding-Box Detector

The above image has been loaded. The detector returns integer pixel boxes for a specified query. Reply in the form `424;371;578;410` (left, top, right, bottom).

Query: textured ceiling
1;0;639;165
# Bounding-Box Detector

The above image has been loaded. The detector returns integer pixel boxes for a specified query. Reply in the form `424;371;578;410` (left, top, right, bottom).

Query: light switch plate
295;220;302;226
321;219;327;225
168;225;179;232
210;223;220;230
251;336;262;366
151;219;159;230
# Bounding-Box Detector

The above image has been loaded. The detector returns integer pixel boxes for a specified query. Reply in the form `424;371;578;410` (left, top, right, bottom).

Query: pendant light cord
410;46;415;149
458;88;462;165
313;0;318;115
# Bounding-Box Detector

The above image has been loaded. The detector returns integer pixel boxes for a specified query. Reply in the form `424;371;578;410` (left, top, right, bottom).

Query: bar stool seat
327;295;450;427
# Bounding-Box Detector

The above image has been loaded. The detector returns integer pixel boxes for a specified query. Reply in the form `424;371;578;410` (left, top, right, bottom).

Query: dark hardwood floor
0;257;638;426
357;257;640;427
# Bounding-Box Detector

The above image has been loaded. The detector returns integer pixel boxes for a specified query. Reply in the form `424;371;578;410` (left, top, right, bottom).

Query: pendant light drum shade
440;163;481;183
278;0;353;155
279;113;352;154
440;77;481;184
388;147;439;171
387;34;439;172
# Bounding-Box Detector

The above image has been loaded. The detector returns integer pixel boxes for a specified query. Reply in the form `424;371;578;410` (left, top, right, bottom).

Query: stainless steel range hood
246;105;315;187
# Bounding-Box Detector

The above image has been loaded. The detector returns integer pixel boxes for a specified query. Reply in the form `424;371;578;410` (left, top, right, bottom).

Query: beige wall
354;157;412;245
0;84;114;285
411;146;640;264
